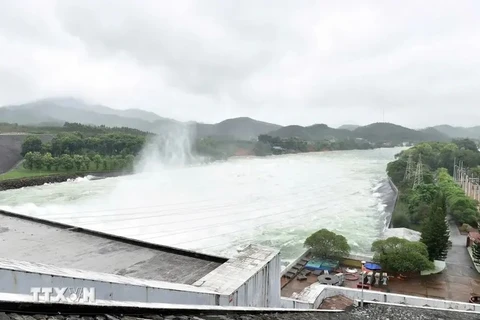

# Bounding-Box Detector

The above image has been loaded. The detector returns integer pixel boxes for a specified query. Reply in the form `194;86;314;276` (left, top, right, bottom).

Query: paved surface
1;304;479;320
0;211;224;284
319;295;353;310
282;219;480;302
446;216;475;273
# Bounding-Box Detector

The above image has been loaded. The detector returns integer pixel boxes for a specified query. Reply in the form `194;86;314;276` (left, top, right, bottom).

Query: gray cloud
0;0;479;127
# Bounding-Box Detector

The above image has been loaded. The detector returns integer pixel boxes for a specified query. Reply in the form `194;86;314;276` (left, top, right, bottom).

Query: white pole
361;261;366;307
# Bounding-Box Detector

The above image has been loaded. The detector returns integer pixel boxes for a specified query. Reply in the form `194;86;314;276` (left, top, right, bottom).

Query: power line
38;185;323;222
28;197;226;218
135;202;327;241
159;204;326;246
403;154;414;182
74;191;328;231
413;154;424;189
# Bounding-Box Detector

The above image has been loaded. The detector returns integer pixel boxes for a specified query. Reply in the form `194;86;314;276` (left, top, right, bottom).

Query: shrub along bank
384;139;480;265
437;168;479;226
387;139;480;229
0;171;125;191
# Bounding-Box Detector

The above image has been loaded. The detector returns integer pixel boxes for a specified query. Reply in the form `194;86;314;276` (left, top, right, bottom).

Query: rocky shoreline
0;171;128;191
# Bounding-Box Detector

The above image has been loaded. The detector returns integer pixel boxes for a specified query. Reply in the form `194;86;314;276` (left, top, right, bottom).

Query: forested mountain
338;124;360;130
353;123;450;144
267;122;449;145
1;97;476;143
431;125;480;139
0;98;280;141
267;124;352;141
192;117;281;141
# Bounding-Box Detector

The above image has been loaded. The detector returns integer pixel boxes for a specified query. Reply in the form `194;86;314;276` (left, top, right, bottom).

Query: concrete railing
294;283;480;312
280;297;311;309
387;177;399;228
280;249;310;276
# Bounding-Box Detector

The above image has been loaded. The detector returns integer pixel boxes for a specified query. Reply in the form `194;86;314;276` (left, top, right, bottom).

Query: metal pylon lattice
413;154;424;189
403;154;414;182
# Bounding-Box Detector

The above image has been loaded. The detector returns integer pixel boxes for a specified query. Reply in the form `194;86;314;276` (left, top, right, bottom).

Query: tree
30;151;44;169
52;157;61;171
41;142;52;155
116;156;126;170
21;135;43;156
110;156;118;170
60;154;74;171
253;141;272;156
23;152;34;170
420;194;450;261
371;237;434;274
82;155;91;171
304;229;350;261
391;210;411;228
93;154;102;170
472;242;480;263
453;138;479;152
73;154;85;170
42;152;55;171
125;154;135;170
386;159;407;185
102;158;109;170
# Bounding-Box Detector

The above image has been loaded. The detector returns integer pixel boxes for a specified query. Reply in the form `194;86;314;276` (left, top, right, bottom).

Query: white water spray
0;142;402;261
134;123;202;173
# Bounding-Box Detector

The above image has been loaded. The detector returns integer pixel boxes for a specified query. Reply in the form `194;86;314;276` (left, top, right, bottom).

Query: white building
0;209;479;314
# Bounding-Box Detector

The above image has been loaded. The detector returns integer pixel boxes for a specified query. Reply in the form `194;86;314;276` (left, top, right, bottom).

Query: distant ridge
430;124;480;139
267;122;449;144
338;124;360;131
0;97;476;142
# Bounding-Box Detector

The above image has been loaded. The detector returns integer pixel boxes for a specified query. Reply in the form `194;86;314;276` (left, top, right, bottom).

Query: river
0;147;403;264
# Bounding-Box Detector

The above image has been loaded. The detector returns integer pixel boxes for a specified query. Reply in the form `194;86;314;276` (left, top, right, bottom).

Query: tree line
23;152;135;172
254;134;372;156
383;138;480;267
20;132;145;173
1;121;150;136
304;228;435;274
22;132;146;158
387;138;480;229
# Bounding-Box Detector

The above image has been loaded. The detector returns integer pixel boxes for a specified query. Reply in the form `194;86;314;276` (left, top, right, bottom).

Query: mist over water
135;124;202;171
0;128;402;264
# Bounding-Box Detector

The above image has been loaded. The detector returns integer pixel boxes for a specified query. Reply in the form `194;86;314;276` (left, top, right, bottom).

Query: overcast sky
1;1;480;128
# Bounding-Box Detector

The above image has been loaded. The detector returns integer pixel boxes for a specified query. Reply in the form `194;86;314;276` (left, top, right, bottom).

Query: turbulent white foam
0;129;404;261
67;175;95;183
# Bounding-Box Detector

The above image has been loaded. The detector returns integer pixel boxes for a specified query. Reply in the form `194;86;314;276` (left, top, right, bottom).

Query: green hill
0;98;282;141
0;97;467;144
338;124;360;131
431;125;480;139
353;123;449;145
268;124;352;141
268;122;449;145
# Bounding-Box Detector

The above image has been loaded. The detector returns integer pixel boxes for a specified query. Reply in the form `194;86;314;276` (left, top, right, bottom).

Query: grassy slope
0;160;119;181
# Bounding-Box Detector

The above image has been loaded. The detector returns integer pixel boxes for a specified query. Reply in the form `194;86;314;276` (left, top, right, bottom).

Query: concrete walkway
441;216;480;301
446;216;477;277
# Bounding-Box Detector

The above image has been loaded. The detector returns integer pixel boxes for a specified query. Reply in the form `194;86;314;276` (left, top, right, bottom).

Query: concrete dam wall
0;134;54;174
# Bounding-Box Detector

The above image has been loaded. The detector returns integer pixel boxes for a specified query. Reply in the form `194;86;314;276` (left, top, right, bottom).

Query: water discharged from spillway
0;128;403;264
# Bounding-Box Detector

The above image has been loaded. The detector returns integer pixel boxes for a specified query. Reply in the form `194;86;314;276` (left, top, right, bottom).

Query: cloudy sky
1;0;479;128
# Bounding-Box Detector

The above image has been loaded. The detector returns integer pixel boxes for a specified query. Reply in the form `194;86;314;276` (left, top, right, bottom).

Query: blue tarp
365;262;381;270
305;259;339;271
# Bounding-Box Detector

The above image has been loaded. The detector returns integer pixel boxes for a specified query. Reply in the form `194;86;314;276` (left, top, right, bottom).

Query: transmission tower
403;154;414;182
413;154;424;189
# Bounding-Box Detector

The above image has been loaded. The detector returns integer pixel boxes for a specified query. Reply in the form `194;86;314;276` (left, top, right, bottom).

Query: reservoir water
0;147;403;264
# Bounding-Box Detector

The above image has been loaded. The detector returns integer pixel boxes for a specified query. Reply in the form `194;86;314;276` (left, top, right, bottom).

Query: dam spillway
0;147;401;263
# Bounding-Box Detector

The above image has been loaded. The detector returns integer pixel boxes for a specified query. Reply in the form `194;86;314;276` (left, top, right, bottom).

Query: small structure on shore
467;231;480;247
383;227;421;242
305;259;339;272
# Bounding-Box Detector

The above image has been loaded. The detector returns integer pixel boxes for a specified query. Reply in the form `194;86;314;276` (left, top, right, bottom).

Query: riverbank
0;170;128;191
